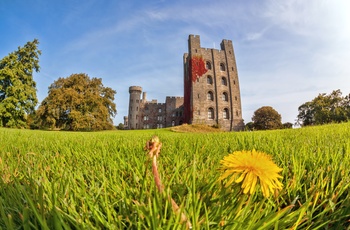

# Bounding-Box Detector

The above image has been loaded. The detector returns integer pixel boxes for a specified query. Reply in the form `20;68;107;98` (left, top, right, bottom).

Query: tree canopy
36;73;117;131
297;89;350;126
0;39;41;128
252;106;282;130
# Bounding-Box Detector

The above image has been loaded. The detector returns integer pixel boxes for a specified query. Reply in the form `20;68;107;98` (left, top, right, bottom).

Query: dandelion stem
145;136;192;229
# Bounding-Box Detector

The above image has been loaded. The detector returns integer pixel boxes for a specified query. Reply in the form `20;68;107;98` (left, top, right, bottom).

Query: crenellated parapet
125;35;244;131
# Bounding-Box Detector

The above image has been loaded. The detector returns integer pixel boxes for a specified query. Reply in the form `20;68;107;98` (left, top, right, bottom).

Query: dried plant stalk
145;136;192;229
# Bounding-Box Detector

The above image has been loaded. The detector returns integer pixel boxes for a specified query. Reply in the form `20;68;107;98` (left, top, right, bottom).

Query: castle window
143;124;149;129
221;77;227;86
143;115;149;121
232;67;234;71
207;91;214;101
136;107;138;111
220;63;226;71
223;108;229;119
233;80;236;85
235;96;238;101
208;108;214;120
158;108;162;113
222;92;228;101
236;110;239;116
157;124;163;129
207;75;213;85
206;61;212;70
157;116;162;121
172;121;175;126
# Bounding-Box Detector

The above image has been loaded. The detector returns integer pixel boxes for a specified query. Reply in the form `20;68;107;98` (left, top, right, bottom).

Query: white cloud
4;0;350;126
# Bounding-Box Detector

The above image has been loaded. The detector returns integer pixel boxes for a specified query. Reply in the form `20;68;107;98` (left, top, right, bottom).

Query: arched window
206;61;212;70
207;75;213;85
223;108;229;119
222;92;228;101
221;77;227;86
172;120;175;126
220;63;226;71
208;108;214;120
207;91;214;101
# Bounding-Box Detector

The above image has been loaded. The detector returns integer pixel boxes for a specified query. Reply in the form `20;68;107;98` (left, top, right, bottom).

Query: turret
128;86;142;129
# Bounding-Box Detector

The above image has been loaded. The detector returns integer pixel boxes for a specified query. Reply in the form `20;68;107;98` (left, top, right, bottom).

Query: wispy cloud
2;0;350;125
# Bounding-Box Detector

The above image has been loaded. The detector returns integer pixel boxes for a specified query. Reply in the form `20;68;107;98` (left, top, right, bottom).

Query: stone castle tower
127;86;143;129
183;35;244;131
125;34;244;131
125;86;184;130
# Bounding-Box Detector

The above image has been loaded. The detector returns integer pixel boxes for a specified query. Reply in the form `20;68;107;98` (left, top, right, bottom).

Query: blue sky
1;0;349;125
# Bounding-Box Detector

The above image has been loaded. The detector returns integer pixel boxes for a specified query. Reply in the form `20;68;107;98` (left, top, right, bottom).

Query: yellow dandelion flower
219;150;283;197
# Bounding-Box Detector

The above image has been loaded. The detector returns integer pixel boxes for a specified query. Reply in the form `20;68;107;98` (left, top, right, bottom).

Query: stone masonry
124;35;244;131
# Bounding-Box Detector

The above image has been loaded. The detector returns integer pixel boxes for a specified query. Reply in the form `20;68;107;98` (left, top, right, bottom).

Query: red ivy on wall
184;55;208;123
189;55;208;82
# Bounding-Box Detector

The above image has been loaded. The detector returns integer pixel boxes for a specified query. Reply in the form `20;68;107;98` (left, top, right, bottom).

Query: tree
245;122;254;131
252;106;282;130
0;39;41;128
116;123;125;130
283;122;293;129
297;90;349;126
36;73;117;131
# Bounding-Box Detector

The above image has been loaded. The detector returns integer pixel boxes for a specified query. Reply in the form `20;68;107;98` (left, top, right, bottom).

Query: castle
124;35;244;131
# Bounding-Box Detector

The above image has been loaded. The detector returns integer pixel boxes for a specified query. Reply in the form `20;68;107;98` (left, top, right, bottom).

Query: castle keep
124;86;184;129
124;35;244;131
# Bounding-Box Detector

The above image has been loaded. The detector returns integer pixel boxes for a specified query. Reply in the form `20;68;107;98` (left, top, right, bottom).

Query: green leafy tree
252;106;282;130
36;73;117;131
0;39;41;128
297;90;349;126
283;122;293;129
245;122;254;131
116;123;125;130
342;93;350;118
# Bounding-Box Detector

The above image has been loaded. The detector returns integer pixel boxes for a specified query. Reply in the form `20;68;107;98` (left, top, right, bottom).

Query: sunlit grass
0;122;349;229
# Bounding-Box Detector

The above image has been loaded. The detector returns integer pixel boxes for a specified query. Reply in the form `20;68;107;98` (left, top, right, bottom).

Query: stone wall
184;35;244;131
126;34;244;131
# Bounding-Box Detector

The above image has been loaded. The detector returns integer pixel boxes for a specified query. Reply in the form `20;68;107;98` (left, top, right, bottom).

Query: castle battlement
145;99;158;104
129;86;142;93
166;96;184;100
189;34;199;38
125;35;244;131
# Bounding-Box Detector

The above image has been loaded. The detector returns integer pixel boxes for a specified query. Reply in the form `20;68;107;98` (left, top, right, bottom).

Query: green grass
0;122;350;229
